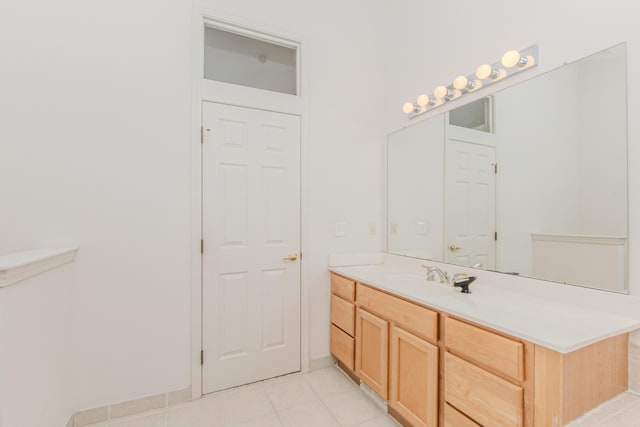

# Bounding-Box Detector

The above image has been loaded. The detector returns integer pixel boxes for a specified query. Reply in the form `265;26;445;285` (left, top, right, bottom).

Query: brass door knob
449;244;462;252
283;253;298;261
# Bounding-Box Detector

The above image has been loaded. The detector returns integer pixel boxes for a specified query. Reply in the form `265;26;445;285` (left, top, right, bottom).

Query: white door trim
190;4;310;400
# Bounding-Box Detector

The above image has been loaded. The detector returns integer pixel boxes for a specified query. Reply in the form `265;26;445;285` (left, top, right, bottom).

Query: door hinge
200;350;204;365
200;239;204;254
494;231;498;241
493;163;498;174
200;126;204;144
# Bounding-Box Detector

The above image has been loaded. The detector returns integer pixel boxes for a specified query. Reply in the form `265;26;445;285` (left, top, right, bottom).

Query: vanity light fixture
403;44;538;119
434;85;458;100
453;75;478;92
475;64;504;80
501;49;535;68
402;102;420;114
417;94;436;107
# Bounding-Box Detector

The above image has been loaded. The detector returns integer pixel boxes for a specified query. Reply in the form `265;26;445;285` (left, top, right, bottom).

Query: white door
202;102;301;393
444;137;496;269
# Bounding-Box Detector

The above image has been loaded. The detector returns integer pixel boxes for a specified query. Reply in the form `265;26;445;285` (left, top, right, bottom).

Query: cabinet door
389;325;439;427
356;308;389;399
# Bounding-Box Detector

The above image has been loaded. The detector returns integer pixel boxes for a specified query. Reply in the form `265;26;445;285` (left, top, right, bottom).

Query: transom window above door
204;26;299;95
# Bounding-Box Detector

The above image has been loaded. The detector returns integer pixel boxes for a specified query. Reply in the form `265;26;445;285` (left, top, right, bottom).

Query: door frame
190;6;310;399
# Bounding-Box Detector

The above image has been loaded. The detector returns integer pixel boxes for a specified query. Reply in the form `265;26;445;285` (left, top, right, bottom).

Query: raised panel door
389;325;439;427
202;102;301;393
355;308;389;399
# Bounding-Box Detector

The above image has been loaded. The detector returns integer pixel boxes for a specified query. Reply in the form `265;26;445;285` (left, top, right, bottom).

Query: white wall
0;266;73;427
388;116;445;260
384;0;639;298
0;0;385;416
576;47;628;236
495;66;581;276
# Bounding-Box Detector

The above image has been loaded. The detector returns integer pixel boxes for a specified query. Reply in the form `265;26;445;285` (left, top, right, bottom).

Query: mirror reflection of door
444;123;497;269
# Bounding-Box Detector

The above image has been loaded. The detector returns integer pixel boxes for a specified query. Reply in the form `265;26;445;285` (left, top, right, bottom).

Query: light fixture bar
404;44;538;119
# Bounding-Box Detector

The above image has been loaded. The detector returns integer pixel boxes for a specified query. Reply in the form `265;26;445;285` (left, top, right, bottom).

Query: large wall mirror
388;43;628;293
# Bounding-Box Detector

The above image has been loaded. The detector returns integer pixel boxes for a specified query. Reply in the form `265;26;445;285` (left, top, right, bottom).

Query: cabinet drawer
331;273;356;302
331;294;355;336
444;404;481;427
445;352;523;427
357;284;437;343
330;324;354;370
445;317;524;381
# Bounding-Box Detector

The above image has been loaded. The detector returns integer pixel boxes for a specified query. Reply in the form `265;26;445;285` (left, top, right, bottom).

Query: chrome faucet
421;265;450;284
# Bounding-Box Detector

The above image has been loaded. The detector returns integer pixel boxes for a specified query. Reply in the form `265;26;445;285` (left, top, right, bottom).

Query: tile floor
565;391;640;427
82;365;640;427
83;366;399;427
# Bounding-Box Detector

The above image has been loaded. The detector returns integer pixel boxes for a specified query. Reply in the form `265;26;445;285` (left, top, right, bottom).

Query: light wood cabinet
356;283;439;423
330;273;629;427
533;334;628;427
444;404;481;427
444;316;527;427
445;352;524;427
443;316;628;427
355;307;389;399
331;273;355;301
330;273;356;372
389;325;439;427
445;316;524;381
357;283;437;342
330;324;354;371
331;294;355;336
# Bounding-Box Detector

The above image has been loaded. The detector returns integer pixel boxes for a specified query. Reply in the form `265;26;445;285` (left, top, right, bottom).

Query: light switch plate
335;222;348;236
368;223;376;235
416;222;427;235
390;222;398;235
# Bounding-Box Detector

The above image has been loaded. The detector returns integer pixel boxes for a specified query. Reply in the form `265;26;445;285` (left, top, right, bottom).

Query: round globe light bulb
453;75;469;90
402;102;416;114
501;50;522;68
434;85;449;99
475;64;493;80
417;94;430;107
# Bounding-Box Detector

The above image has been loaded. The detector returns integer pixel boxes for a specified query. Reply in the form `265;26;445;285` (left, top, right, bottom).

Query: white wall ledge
0;248;78;288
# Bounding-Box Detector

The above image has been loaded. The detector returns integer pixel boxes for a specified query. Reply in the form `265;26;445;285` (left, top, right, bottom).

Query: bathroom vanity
328;255;640;427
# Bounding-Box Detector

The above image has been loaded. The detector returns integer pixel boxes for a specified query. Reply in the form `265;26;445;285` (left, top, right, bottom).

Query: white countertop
329;254;640;353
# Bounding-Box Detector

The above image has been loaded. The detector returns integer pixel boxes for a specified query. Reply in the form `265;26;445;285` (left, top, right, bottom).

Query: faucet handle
452;272;468;283
421;265;437;281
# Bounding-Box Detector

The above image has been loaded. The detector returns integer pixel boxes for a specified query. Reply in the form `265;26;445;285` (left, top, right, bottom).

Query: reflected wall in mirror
388;43;628;293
